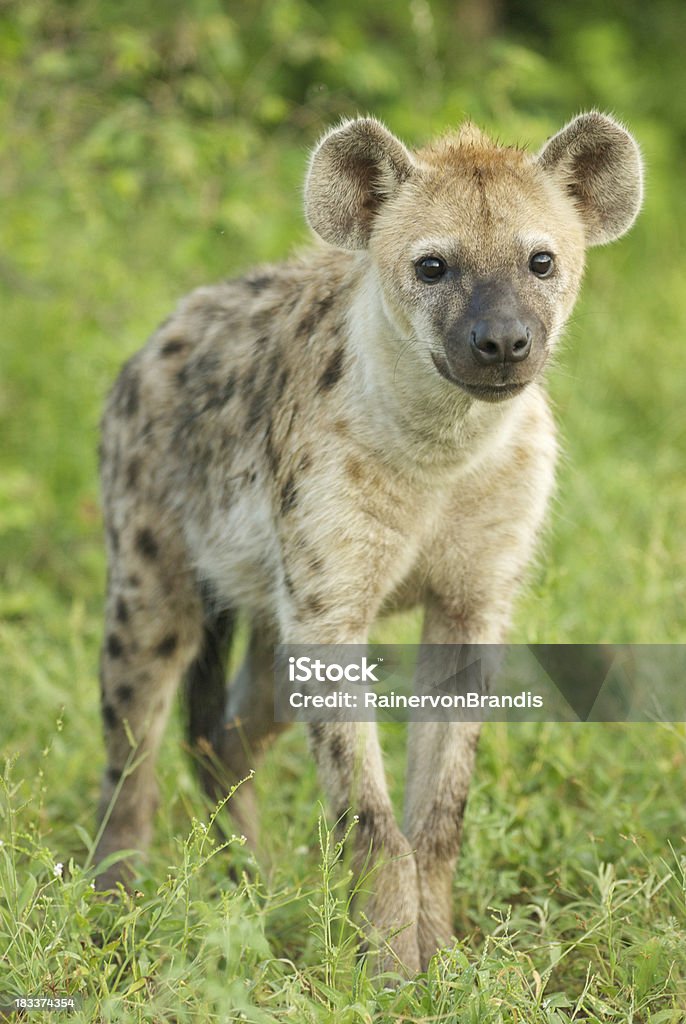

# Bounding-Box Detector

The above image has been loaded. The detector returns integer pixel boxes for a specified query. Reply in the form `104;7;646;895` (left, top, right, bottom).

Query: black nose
470;319;532;365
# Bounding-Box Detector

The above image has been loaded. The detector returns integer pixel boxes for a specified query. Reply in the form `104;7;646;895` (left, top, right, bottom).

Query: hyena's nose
470;320;532;365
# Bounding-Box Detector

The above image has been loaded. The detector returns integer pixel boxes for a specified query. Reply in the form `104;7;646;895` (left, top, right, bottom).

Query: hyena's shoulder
106;251;353;423
100;251;358;509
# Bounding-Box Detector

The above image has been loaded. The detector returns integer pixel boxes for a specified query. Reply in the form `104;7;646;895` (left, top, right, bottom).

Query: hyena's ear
304;117;416;250
538;112;643;246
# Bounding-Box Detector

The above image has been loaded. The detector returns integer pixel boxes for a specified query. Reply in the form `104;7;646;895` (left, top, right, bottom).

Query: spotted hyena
96;113;642;973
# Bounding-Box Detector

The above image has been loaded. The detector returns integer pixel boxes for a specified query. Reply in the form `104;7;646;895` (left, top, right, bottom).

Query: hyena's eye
529;251;555;278
415;256;447;283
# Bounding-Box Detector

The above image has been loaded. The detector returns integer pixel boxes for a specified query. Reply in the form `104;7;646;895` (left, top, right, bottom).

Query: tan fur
95;113;642;976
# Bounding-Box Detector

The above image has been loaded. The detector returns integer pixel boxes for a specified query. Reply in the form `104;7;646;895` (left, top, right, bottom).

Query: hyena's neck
341;261;531;474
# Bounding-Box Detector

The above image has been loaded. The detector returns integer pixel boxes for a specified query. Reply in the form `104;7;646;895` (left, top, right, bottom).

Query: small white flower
53;862;63;878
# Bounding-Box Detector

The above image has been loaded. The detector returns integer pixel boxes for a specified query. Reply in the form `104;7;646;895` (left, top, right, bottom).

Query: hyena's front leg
404;603;513;969
308;717;420;975
404;716;481;967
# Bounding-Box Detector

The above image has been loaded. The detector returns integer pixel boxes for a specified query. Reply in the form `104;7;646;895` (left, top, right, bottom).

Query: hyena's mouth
430;352;531;403
455;379;531;402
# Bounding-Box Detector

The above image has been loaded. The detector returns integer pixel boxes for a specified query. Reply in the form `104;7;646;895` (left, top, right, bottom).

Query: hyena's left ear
538;112;643;246
304;117;416;250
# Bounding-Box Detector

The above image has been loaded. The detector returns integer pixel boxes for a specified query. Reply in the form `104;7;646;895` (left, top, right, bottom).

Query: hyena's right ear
304;118;416;250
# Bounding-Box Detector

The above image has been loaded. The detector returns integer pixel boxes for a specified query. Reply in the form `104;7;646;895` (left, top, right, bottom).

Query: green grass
2;691;686;1020
2;4;686;1019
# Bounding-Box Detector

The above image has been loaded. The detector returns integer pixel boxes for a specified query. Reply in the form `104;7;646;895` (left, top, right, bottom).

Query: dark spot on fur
194;350;221;377
242;367;257;397
160;338;188;357
297;308;316;338
345;456;364;484
127;574;141;588
246;390;265;432
115;597;129;624
245;274;274;293
126;458;140;489
112;360;141;419
275;368;289;399
109;528;119;553
309;555;325;574
122;370;139;417
305;593;326;616
108;766;123;784
283;572;295;597
330;736;345;765
356;809;377;835
103;704;117;730
309;723;325;749
221;372;237;404
107;633;124;658
117;684;133;703
318;347;345;392
136;528;159;560
299;451;311;472
264;422;280;476
155;633;178;658
246;356;278;433
176;365;189;387
280;474;297;515
317;293;335;317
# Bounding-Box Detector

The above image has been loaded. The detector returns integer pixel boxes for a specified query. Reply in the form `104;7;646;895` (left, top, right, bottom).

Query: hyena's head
305;114;642;402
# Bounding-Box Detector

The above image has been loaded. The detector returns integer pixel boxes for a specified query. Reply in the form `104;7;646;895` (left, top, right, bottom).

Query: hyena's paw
93;820;151;893
416;892;457;972
371;921;421;978
358;845;421;978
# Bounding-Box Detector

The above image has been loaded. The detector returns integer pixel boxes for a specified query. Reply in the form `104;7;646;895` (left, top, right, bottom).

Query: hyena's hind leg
187;619;287;850
95;525;204;890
